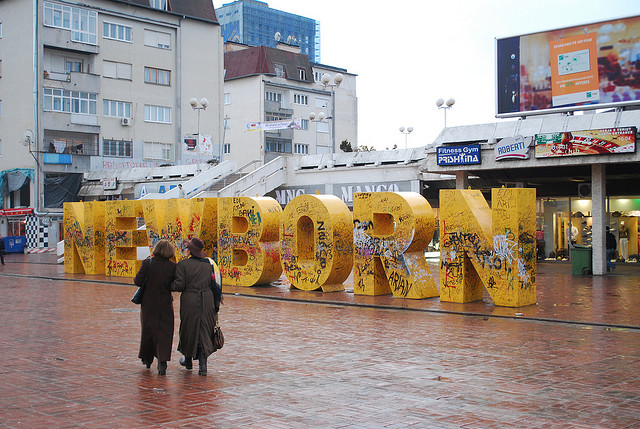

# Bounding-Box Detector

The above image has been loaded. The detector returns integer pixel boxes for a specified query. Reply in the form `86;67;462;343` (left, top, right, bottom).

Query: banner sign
534;127;636;158
246;118;301;131
437;144;481;166
496;15;640;116
495;135;531;160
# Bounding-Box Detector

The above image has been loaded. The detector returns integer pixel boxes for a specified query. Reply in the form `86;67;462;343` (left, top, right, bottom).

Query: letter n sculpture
440;188;536;307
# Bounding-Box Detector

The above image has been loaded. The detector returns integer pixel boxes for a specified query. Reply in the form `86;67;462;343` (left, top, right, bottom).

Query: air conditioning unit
121;117;131;126
578;183;591;197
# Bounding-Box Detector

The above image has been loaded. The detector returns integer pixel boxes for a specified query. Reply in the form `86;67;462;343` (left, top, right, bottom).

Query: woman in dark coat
133;239;176;375
172;237;220;376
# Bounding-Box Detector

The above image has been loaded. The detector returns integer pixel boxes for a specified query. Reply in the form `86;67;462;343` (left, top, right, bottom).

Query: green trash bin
571;245;592;275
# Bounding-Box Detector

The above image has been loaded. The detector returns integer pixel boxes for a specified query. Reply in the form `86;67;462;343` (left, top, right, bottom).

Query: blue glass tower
216;0;321;63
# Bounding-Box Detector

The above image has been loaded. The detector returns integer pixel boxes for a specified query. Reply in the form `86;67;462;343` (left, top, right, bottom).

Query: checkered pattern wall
26;215;48;249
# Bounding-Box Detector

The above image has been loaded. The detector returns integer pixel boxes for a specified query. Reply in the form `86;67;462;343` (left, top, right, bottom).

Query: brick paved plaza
1;254;639;428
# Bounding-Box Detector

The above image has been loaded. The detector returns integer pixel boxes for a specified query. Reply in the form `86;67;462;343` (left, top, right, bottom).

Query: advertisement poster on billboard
497;15;640;116
549;32;599;106
534;127;636;158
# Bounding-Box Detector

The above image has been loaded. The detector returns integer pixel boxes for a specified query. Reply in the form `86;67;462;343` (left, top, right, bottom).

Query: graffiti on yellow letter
281;194;353;292
353;192;438;299
439;188;536;307
218;197;282;286
63;201;105;274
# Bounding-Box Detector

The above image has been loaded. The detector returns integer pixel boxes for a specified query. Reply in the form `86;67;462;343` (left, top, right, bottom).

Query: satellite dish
286;35;292;43
21;130;33;147
274;32;281;42
232;34;241;42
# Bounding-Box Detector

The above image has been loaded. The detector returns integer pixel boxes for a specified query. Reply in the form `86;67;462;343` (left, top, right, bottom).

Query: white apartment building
222;42;357;166
0;0;223;245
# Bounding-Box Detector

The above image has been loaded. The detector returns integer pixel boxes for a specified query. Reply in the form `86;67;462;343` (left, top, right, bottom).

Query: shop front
0;208;32;253
423;110;640;275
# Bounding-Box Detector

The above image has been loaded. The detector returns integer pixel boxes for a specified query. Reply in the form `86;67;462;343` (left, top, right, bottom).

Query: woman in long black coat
172;237;220;376
133;239;176;375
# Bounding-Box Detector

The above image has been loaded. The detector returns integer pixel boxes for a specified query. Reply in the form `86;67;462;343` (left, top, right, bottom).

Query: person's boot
158;361;167;375
179;357;192;370
198;348;207;376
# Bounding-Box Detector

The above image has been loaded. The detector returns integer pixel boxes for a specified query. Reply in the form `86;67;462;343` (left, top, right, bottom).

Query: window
314;71;323;82
224;93;231;105
144;141;174;161
144;104;171;123
103;60;132;80
265;91;282;102
265;112;291;122
223;143;231;154
265;138;291;153
293;94;308;105
0;21;3;38
0;139;2;157
43;88;97;114
224;117;231;130
66;59;82;73
274;63;285;78
300;119;309;130
144;29;171;49
43;2;97;45
298;68;307;81
144;66;170;85
103;99;132;118
149;0;168;10
294;143;309;154
103;139;132;157
103;21;132;42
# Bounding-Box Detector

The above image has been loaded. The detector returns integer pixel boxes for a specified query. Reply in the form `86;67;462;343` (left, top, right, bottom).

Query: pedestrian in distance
178;184;185;198
606;227;616;272
172;237;222;376
0;237;5;265
133;239;177;375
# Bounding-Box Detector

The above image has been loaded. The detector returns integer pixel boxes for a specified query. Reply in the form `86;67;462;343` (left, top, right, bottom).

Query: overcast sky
265;0;640;149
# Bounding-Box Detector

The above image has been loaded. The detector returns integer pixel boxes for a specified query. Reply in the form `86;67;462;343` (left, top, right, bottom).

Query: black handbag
131;259;151;304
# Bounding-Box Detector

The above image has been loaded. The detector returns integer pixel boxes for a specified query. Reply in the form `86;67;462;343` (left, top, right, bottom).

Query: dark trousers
0;250;4;265
606;248;615;270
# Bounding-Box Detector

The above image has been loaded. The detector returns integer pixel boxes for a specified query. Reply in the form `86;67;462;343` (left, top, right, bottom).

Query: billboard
534;127;636;158
497;15;640;116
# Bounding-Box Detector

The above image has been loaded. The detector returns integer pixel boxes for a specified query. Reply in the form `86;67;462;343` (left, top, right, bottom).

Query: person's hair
152;239;175;259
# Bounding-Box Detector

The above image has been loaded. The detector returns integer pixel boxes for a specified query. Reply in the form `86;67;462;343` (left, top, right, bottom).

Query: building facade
0;0;224;245
215;0;321;63
222;42;357;167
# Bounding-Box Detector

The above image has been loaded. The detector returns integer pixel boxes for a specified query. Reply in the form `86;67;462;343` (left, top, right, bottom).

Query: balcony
41;26;99;55
43;71;100;93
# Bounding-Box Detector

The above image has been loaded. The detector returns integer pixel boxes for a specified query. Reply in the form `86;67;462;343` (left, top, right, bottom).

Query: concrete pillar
592;164;606;275
456;171;469;189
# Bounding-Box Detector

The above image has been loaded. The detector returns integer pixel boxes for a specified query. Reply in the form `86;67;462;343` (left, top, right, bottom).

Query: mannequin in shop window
570;223;579;246
619;221;629;261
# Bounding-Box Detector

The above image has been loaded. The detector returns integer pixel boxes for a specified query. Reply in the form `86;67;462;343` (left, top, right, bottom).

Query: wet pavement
1;253;640;428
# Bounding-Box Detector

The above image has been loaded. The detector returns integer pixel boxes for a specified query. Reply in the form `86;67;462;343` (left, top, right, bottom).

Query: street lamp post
309;73;343;167
189;97;208;171
436;98;455;128
399;126;414;149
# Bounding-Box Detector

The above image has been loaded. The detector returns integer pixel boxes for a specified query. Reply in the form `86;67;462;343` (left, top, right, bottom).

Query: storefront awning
0;208;34;216
77;183;134;197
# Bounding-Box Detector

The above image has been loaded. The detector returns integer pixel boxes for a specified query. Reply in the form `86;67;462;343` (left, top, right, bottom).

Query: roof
108;0;218;24
224;46;314;82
